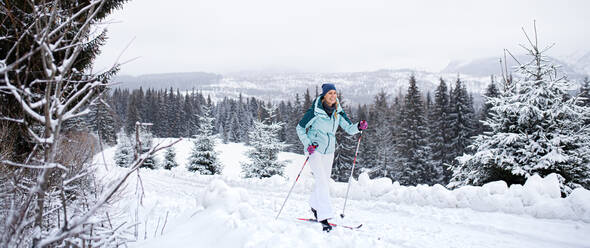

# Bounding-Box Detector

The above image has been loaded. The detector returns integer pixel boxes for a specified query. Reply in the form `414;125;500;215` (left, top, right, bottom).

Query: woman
296;83;368;232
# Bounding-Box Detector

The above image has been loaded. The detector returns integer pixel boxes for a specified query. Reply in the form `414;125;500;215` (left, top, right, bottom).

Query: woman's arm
338;111;360;135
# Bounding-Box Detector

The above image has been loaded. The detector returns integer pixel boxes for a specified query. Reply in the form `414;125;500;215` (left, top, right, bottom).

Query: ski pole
341;131;363;218
275;155;311;220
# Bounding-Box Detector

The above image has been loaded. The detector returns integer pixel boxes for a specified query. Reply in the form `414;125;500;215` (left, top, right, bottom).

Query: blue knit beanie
321;83;336;96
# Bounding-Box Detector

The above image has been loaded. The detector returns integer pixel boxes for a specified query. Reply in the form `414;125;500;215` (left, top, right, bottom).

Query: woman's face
324;90;337;106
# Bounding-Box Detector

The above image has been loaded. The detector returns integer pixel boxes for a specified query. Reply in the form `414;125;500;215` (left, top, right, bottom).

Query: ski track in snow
97;140;590;248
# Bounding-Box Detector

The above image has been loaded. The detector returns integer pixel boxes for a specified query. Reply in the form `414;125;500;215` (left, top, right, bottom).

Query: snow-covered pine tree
188;104;222;174
278;101;289;143
126;93;141;135
62;115;90;133
239;95;254;143
448;77;476;158
477;76;501;135
397;75;432;185
88;96;118;146
175;89;185;137
156;89;170;137
578;76;590;107
368;90;395;179
428;78;453;184
450;28;590;194
358;95;381;176
387;95;403;180
303;88;313;111
114;131;134;168
242;103;289;178
136;126;158;169
182;93;194;137
163;147;179;170
228;111;241;143
286;93;304;153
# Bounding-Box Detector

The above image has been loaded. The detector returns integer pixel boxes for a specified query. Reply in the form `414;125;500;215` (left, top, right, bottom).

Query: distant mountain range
113;53;590;106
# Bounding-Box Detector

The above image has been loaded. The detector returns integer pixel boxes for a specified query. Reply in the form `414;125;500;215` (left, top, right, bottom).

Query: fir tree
396;75;432;185
450;30;590;194
242;104;289;178
578;76;590;107
448;77;476;159
114;131;134;168
286;93;304;153
126;93;141;135
88;96;118;146
183;93;195;137
428;78;453;184
188;104;222;174
163;147;179;170
135;126;157;169
368;90;395;179
478;76;501;134
303;88;313;111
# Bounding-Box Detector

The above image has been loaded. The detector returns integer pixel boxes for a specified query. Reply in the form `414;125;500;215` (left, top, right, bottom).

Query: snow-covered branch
36;138;182;247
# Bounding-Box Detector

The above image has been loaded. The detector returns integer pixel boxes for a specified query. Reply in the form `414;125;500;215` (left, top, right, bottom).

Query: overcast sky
93;0;590;76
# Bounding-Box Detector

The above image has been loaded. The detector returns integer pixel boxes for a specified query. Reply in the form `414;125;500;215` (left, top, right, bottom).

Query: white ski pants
308;152;335;221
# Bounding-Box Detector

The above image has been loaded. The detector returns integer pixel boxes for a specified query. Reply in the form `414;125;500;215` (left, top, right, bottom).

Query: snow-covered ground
95;138;590;248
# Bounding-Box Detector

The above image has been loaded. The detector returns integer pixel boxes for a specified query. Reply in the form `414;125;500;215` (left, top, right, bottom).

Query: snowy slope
95;139;590;248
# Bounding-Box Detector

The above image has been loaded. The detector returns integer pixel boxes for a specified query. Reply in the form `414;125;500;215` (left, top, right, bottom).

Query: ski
296;218;363;230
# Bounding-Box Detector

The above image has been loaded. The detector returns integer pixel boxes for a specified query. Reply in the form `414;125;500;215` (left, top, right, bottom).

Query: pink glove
358;120;368;130
307;143;318;155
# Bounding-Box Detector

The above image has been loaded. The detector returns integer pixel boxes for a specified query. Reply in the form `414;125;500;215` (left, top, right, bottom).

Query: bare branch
521;26;535;51
36;138;182;247
0;117;24;124
505;49;522;66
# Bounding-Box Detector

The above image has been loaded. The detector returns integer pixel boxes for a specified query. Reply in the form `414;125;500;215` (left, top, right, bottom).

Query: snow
95;138;590;248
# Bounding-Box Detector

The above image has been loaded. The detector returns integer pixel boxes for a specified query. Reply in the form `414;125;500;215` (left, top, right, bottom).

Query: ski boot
320;219;332;232
311;208;318;221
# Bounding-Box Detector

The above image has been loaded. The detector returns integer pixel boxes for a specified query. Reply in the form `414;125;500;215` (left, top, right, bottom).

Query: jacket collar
314;95;342;117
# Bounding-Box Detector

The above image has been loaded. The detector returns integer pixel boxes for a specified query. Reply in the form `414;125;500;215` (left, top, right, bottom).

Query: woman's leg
309;152;335;221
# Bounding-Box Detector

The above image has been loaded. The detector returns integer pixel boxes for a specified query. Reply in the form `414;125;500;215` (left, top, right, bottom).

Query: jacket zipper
325;132;330;153
326;113;336;154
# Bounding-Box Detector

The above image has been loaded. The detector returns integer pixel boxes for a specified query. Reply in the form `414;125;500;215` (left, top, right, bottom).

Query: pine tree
478;76;501;134
62;115;90;133
303;88;313;111
182;93;194;137
367;90;395;179
88;96;118;146
163;147;179;170
188;104;222;174
450;30;590;194
135;126;157;169
0;0;125;163
114;131;134;168
388;95;403;180
286;93;304;153
157;89;170;137
428;78;453;184
242;104;289;178
448;77;476;160
126;92;141;135
396;75;431;185
578;76;590;107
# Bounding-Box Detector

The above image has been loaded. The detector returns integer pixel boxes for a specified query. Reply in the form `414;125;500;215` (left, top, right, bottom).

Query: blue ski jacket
296;96;360;154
